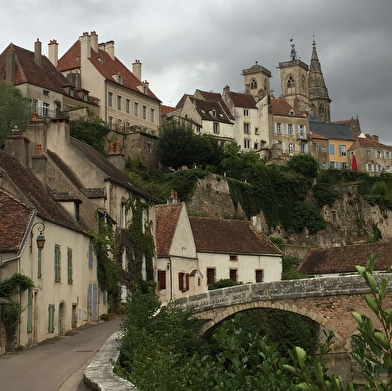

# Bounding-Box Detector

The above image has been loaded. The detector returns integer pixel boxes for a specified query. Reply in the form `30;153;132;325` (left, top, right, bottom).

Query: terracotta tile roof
310;131;328;140
155;203;183;257
298;242;392;275
270;97;303;117
348;134;391;151
226;90;257;109
69;137;157;201
0;189;33;252
161;105;176;115
58;39;160;102
0;43;69;94
0;149;82;232
189;217;281;255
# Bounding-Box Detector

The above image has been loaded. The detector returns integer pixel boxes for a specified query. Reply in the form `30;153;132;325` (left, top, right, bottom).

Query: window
244;123;250;134
178;272;189;292
42;102;50;117
287;75;295;88
255;127;259;135
276;123;282;134
250;78;257;89
255;270;264;283
340;162;348;169
43;90;50;96
339;145;347;157
300;143;306;154
329;144;335;156
244;139;250;149
142;105;147;120
150;108;155;122
288;143;294;156
196;125;201;134
134;102;139;116
367;149;371;157
48;304;55;333
375;150;381;158
108;116;113;127
54;245;61;283
298;125;306;139
67;248;73;284
213;123;219;134
88;243;93;269
158;270;166;290
117;95;122;110
287;124;293;135
108;92;113;107
230;255;238;261
254;142;259;150
207;268;215;285
244;109;249;117
229;269;237;282
126;99;130;113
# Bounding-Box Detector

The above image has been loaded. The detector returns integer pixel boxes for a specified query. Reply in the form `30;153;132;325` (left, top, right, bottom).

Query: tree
0;81;30;147
70;119;109;155
287;154;319;180
157;119;197;170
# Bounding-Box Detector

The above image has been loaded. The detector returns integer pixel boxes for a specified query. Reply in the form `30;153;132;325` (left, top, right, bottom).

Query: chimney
167;190;180;204
5;48;15;84
132;60;142;81
80;31;91;59
34;39;42;66
371;135;379;142
105;40;115;60
48;39;58;67
106;141;125;172
90;31;98;52
31;144;48;185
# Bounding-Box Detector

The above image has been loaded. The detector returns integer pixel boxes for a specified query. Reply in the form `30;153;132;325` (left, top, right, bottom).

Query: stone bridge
176;274;392;383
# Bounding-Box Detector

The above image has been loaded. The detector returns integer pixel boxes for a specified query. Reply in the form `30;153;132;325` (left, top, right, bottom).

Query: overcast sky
2;0;392;142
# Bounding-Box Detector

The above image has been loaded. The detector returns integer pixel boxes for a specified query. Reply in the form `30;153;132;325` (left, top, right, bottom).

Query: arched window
319;103;325;116
287;75;295;88
263;78;267;92
250;78;257;89
301;75;306;93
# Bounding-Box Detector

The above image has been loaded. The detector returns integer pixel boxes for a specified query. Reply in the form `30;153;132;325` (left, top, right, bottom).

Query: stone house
268;97;309;162
171;91;234;145
0;39;99;119
298;242;392;277
309;118;355;169
221;85;270;154
5;117;157;301
309;130;329;169
348;132;392;174
0;150;106;351
56;31;161;135
155;193;282;302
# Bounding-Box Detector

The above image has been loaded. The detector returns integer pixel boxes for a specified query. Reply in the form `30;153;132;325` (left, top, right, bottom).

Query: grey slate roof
309;118;355;141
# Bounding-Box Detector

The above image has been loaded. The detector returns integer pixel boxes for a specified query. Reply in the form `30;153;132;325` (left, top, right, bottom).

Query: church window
250;78;257;89
319;103;325;116
287;76;295;88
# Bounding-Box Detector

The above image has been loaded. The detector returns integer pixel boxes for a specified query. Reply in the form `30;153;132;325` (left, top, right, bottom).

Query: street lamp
31;222;46;252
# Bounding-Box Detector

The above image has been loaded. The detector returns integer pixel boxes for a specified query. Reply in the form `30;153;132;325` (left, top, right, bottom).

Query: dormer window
43;90;49;96
289;109;294;116
211;109;216;118
117;73;122;84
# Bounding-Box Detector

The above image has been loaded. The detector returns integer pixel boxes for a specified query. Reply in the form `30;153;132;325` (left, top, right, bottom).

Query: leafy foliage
69;119;109;155
89;209;121;310
208;278;242;290
0;81;30;147
291;201;325;234
286;154;319;182
0;273;34;298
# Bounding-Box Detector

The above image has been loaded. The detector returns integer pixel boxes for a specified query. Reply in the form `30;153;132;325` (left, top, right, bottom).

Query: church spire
308;37;331;122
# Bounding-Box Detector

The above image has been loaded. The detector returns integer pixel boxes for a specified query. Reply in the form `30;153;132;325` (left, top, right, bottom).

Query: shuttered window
158;270;166;290
88;244;93;269
178;272;190;292
48;304;55;333
54;245;61;283
27;290;33;333
67;248;73;284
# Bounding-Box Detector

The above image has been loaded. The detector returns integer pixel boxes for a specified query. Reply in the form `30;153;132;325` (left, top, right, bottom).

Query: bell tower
308;38;331;122
278;39;309;112
241;62;272;100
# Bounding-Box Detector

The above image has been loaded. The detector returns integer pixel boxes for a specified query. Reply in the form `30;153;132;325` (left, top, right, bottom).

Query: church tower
241;62;272;100
278;40;309;112
308;39;331;122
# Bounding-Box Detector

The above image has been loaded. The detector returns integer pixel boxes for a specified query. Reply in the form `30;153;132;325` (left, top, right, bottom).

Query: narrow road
0;317;121;391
